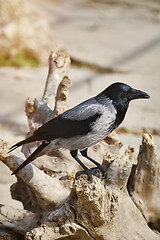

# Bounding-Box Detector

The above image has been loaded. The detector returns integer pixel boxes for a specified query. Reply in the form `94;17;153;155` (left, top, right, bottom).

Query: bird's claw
75;170;93;182
89;167;104;180
97;165;106;176
75;166;106;182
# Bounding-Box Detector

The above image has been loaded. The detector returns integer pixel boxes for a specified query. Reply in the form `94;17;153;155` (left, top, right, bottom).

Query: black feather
9;112;101;152
9;135;39;153
34;113;102;140
11;140;51;175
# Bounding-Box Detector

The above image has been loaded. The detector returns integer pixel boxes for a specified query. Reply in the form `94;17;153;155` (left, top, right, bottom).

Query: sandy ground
0;0;160;209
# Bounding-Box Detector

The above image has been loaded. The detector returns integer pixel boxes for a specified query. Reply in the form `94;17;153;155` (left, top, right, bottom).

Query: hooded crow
9;82;150;180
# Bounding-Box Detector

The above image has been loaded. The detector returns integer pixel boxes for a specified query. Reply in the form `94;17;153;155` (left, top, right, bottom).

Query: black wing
9;112;101;152
9;99;103;151
34;112;101;140
34;97;105;140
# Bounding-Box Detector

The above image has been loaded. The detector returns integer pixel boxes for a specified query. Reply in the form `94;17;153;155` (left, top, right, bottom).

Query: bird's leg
70;150;93;182
80;148;105;176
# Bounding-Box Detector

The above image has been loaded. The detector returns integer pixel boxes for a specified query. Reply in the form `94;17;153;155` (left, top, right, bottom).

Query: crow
9;82;150;180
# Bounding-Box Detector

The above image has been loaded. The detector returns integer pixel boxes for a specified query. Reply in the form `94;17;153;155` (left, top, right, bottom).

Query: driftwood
0;51;160;239
128;133;160;231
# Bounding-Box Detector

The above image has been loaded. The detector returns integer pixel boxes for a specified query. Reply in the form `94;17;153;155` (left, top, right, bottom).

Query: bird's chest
91;110;116;138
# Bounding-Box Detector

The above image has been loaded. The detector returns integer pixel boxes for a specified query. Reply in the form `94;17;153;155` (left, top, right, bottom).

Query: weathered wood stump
0;51;159;240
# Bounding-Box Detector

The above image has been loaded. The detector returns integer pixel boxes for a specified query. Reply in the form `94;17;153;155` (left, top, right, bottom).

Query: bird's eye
121;88;131;98
125;88;131;95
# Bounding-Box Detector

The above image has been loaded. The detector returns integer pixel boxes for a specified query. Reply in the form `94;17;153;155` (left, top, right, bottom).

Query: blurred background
0;0;160;207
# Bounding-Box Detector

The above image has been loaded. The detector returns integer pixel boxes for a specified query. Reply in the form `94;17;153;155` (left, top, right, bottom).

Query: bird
9;82;150;180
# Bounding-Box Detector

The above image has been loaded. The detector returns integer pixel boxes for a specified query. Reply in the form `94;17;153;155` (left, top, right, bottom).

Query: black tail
11;140;51;175
9;135;38;153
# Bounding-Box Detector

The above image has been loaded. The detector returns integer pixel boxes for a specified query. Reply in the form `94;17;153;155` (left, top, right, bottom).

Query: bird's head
103;82;150;107
96;82;150;127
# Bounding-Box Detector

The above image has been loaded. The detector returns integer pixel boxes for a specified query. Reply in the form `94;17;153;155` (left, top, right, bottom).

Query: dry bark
0;51;159;239
128;133;160;231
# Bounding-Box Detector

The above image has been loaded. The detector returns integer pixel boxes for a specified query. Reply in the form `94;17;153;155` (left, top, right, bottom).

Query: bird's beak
129;88;150;101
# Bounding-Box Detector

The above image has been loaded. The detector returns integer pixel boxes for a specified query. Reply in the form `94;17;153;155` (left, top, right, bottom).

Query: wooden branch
54;76;71;116
129;133;160;231
22;51;71;162
0;204;39;235
42;51;71;110
103;146;134;189
0;140;71;211
25;51;71;133
30;172;159;240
